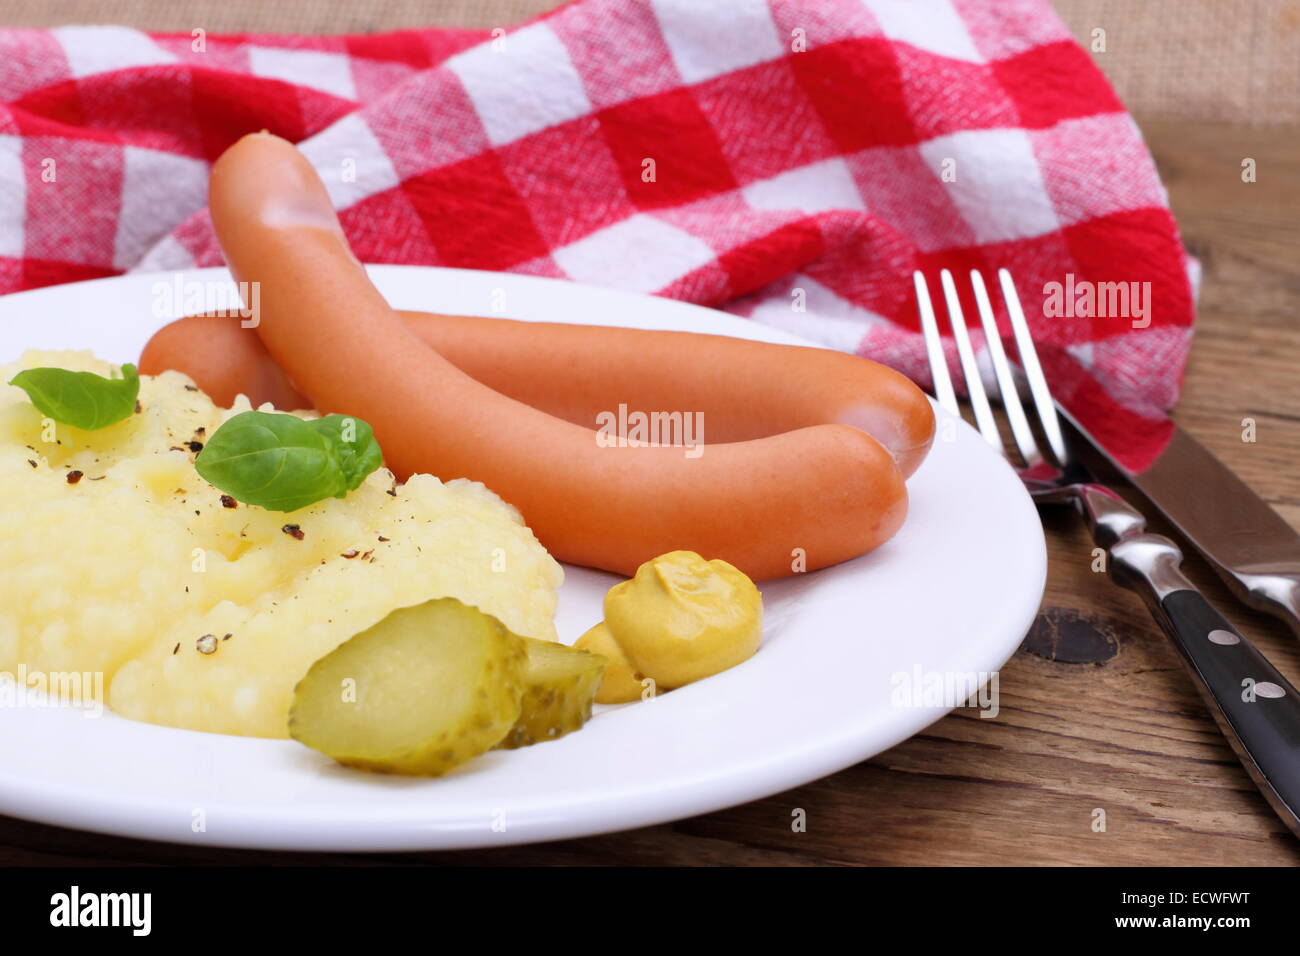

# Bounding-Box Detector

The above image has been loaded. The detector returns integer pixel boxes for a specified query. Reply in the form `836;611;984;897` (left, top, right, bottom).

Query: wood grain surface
3;116;1297;867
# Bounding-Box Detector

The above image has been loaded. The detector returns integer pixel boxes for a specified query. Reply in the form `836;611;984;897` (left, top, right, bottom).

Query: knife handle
1236;570;1300;641
1110;533;1300;836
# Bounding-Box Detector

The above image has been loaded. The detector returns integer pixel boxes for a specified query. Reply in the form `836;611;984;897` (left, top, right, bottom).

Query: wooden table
4;116;1299;867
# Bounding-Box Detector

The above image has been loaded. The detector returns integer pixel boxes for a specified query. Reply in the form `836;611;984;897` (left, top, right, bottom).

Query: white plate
0;266;1045;851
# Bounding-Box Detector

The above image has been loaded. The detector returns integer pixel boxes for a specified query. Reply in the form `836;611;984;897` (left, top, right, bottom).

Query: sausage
140;311;309;411
207;132;911;579
141;314;934;476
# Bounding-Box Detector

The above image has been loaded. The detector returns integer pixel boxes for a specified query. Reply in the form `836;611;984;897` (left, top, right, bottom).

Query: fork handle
1110;533;1300;836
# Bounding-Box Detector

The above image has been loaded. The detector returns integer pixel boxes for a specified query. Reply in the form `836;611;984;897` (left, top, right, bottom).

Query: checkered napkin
0;0;1195;469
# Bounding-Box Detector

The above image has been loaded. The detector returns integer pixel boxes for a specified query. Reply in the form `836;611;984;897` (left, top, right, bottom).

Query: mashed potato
0;351;562;738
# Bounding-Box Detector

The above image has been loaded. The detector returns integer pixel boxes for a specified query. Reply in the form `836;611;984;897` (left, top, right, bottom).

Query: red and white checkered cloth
0;0;1194;470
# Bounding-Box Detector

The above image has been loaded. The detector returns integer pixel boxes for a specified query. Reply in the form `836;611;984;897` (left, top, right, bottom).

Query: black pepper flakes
26;459;36;468
172;643;180;655
282;524;305;540
220;494;237;509
186;440;204;452
66;470;82;484
134;399;142;414
341;548;360;559
184;384;198;391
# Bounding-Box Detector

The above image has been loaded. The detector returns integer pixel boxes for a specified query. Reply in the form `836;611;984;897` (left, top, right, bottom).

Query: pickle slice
289;598;526;776
498;637;606;750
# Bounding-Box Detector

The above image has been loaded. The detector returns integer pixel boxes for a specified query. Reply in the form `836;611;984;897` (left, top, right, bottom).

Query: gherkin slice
497;637;606;750
289;598;526;776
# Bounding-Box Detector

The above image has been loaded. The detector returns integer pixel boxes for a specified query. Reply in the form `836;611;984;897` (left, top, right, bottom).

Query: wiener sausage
141;313;934;476
141;311;309;411
207;132;909;580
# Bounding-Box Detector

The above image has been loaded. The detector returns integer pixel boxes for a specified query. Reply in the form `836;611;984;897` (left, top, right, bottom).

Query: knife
1060;407;1300;638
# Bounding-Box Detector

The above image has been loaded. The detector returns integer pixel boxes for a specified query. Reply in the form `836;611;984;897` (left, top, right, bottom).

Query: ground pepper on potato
0;350;562;739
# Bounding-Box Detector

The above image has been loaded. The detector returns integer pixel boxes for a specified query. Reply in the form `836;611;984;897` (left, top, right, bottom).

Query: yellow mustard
574;621;649;704
601;550;763;692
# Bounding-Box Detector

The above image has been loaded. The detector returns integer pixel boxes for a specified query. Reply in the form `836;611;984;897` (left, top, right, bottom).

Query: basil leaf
194;410;384;513
8;363;140;431
306;415;383;495
196;411;347;512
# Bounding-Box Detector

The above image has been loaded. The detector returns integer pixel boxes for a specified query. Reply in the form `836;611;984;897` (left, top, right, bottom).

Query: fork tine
998;269;1069;466
939;269;1001;449
969;270;1042;467
912;271;959;416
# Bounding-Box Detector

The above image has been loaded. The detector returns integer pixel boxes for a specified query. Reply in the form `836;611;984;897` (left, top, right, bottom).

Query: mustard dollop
602;550;763;691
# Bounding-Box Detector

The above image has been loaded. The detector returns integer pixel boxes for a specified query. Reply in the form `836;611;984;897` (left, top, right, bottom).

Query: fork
915;267;1300;837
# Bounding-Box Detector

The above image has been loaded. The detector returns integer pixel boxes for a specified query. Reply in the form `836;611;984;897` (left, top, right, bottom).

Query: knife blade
1060;406;1300;638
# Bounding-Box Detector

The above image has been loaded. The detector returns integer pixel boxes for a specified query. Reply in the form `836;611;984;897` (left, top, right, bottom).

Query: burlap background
0;1;1294;125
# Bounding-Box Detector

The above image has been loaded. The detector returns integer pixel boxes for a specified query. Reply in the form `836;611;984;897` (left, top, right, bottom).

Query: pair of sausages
144;133;934;580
